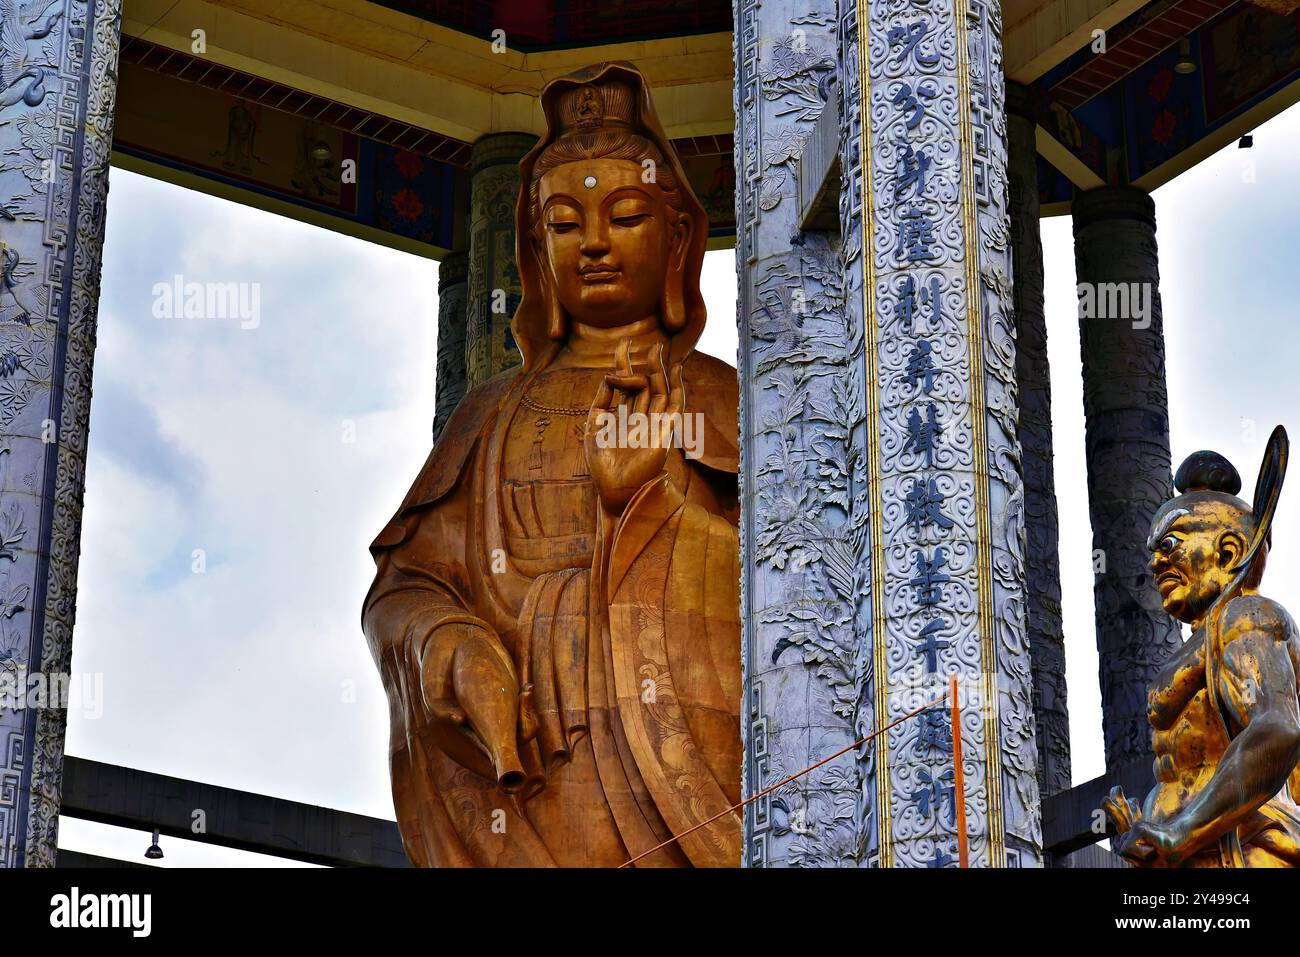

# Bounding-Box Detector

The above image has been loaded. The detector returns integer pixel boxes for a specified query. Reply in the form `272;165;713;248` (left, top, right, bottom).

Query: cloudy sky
58;101;1300;866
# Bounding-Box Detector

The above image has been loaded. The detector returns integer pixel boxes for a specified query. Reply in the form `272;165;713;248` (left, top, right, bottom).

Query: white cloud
68;169;435;827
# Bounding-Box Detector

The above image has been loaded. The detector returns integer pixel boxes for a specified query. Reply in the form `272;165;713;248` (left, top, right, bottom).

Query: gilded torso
1147;632;1229;822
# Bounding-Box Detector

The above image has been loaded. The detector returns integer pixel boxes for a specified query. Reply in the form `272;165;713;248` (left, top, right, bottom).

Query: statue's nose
581;219;610;256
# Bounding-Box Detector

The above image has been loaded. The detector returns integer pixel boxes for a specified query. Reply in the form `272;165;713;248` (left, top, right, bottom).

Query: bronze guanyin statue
362;63;742;867
1105;426;1300;866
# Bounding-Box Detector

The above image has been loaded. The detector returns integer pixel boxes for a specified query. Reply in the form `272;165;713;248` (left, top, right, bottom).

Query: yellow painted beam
1004;0;1145;83
122;0;734;143
127;0;1143;166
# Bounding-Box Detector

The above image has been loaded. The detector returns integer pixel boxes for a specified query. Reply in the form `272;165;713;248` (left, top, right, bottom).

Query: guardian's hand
1113;819;1183;865
1101;785;1142;835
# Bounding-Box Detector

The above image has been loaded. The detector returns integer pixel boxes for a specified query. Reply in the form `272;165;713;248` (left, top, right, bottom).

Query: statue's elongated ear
547;282;566;340
662;211;692;333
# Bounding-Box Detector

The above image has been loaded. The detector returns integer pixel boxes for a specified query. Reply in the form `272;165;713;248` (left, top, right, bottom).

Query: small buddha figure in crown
362;63;741;867
1103;428;1300;866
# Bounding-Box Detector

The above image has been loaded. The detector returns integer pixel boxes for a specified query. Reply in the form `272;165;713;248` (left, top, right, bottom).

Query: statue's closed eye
612;213;651;227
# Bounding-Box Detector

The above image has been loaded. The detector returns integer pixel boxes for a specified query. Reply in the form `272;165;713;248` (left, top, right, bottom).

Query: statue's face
537;159;681;328
1148;498;1248;623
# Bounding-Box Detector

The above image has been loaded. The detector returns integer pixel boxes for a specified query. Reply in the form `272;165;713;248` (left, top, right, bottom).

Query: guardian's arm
1121;608;1300;865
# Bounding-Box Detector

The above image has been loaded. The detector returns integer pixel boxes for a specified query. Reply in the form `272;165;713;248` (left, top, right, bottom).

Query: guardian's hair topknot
1174;450;1243;495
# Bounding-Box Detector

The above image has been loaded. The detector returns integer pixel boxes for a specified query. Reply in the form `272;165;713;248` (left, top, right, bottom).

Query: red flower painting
1147;68;1174;103
394;150;424;180
391;186;424;220
1151;108;1177;145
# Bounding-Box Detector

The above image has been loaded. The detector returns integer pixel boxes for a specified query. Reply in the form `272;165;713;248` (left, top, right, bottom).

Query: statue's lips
579;265;620;283
1157;573;1182;596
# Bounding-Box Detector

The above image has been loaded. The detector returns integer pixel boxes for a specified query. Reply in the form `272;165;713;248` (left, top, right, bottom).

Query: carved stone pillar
1072;186;1182;771
0;0;121;867
737;0;1041;867
1007;84;1070;797
464;133;534;388
736;0;861;868
433;250;469;441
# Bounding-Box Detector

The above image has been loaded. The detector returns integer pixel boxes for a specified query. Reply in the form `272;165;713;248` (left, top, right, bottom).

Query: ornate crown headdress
552;81;638;135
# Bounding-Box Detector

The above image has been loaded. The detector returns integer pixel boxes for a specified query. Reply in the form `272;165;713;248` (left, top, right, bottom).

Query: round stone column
0;0;121;867
1007;84;1070;798
464;133;535;388
432;250;468;441
1071;186;1182;771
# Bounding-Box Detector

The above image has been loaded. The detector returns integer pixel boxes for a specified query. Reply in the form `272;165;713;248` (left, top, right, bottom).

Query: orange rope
950;674;969;868
618;691;950;868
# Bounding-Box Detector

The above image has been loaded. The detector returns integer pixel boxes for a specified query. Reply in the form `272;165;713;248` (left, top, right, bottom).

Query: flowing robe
363;351;742;866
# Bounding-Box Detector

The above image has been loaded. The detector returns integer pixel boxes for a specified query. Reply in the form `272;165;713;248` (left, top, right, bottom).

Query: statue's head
511;63;709;372
1148;451;1261;624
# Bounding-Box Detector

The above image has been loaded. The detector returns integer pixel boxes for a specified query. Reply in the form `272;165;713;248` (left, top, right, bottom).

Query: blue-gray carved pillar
853;0;1040;868
737;0;1041;867
464;132;533;388
0;0;121;866
433;249;468;441
1071;186;1181;771
1007;83;1070;797
736;0;866;868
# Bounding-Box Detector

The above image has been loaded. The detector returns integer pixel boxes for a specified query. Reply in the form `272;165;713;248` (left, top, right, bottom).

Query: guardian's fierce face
1147;493;1255;624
